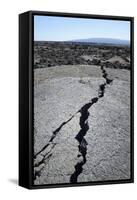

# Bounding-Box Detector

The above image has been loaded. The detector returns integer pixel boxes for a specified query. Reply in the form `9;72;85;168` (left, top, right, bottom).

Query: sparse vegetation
34;41;130;70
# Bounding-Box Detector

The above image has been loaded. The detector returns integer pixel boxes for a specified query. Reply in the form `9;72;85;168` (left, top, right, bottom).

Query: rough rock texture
34;42;130;69
34;65;130;185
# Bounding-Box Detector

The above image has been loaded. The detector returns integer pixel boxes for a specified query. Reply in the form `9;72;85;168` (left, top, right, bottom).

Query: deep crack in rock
34;65;113;183
70;98;98;183
70;66;113;183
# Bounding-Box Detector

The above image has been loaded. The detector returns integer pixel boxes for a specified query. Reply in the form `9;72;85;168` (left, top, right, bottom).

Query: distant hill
69;38;130;45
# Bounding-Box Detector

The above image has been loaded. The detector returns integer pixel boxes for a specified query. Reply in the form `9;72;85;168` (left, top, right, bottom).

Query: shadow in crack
70;66;113;183
70;98;98;183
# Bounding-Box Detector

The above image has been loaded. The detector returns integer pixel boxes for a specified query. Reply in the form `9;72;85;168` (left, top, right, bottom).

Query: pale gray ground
34;65;130;185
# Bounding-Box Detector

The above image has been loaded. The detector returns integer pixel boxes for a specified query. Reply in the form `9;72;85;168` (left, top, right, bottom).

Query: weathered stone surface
34;64;130;185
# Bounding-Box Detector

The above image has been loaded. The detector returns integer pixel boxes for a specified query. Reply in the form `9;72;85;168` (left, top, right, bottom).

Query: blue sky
34;15;130;41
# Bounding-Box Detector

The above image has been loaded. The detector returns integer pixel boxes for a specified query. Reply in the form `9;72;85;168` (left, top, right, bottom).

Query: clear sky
34;15;130;41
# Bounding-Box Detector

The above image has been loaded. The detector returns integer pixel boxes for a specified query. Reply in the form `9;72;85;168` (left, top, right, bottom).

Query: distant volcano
69;38;130;45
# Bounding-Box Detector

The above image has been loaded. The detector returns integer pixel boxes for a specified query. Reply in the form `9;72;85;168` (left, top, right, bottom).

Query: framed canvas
19;10;134;189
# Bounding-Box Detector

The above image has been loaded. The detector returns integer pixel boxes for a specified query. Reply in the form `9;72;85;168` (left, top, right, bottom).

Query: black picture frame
19;10;134;189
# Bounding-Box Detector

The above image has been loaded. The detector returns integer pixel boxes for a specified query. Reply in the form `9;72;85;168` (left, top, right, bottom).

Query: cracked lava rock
34;64;130;185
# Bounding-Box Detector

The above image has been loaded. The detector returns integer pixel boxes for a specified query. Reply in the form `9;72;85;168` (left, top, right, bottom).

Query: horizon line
34;37;130;42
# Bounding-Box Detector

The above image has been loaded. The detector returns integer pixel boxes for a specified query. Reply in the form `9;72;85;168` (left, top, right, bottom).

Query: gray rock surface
34;65;130;185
